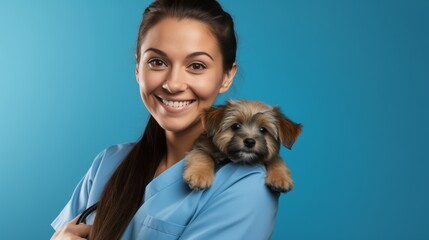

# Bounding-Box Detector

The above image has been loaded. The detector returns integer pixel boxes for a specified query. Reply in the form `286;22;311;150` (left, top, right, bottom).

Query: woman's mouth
156;96;195;112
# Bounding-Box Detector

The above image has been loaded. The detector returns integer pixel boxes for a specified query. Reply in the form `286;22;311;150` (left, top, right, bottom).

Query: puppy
183;100;302;193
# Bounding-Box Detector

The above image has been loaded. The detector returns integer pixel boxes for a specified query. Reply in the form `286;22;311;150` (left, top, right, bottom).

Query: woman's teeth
161;99;192;108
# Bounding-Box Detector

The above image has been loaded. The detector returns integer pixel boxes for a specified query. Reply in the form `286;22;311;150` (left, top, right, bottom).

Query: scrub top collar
144;158;186;202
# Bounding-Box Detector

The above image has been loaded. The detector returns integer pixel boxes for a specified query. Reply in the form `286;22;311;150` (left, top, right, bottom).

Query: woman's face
136;18;236;134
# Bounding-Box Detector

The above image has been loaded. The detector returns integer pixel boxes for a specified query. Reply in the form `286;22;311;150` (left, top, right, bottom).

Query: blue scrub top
52;142;280;239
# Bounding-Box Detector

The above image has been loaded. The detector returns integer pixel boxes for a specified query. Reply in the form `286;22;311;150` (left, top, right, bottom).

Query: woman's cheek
192;75;223;100
141;71;165;92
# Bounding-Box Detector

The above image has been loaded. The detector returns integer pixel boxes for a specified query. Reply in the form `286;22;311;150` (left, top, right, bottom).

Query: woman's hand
51;215;92;240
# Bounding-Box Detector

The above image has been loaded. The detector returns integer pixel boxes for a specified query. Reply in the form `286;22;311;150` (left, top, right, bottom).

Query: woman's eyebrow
144;48;168;57
144;48;214;61
186;52;214;61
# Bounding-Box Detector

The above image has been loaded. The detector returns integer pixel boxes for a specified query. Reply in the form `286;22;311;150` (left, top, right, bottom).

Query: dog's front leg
183;149;216;190
265;156;294;193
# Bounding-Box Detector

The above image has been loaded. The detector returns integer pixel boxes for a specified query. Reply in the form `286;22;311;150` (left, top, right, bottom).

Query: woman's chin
157;118;202;134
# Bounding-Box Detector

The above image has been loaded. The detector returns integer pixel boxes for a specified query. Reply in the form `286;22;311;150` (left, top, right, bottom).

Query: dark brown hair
90;0;237;239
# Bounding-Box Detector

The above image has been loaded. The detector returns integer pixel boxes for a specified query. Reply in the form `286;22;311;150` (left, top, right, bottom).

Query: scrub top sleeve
50;148;106;231
179;169;280;240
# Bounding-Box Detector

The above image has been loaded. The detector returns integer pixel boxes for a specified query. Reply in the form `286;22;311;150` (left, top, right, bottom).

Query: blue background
1;0;428;239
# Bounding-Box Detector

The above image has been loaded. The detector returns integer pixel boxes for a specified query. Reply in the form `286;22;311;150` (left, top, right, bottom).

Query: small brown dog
183;100;302;192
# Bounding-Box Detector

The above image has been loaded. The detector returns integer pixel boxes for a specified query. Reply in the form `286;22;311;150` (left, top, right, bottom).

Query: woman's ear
135;54;140;84
219;63;238;94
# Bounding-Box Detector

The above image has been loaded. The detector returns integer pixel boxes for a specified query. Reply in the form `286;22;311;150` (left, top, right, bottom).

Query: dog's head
202;100;302;164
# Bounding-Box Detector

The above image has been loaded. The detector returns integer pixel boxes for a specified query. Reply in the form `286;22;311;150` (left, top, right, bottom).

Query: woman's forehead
140;17;222;60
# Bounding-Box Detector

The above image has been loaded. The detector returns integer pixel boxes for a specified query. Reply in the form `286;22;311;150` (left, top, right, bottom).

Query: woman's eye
148;59;167;69
188;63;206;72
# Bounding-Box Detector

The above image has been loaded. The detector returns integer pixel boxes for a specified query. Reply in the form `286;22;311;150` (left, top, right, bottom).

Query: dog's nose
244;138;256;148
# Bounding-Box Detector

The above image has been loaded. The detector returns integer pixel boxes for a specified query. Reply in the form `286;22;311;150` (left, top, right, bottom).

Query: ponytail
90;116;166;239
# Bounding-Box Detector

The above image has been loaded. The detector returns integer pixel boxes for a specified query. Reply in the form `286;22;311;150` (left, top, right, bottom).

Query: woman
51;0;279;239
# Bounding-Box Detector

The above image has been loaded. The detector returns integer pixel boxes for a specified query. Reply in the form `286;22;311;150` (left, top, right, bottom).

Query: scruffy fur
183;100;302;193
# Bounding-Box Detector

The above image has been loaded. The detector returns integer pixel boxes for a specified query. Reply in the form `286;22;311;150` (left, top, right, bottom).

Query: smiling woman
137;18;236;134
50;0;279;240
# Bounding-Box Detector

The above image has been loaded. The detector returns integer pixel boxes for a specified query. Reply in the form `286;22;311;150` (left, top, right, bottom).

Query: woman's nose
162;67;188;93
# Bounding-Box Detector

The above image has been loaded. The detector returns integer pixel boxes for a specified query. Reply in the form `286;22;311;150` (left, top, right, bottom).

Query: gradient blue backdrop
1;0;428;239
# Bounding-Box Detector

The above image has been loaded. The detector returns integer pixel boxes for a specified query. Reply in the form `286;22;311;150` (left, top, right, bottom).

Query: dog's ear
202;105;227;137
273;107;302;149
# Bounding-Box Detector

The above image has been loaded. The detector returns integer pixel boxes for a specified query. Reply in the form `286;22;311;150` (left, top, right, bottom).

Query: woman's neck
163;121;204;168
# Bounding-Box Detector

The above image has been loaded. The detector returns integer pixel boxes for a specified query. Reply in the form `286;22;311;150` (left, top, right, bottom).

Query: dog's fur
183;100;302;192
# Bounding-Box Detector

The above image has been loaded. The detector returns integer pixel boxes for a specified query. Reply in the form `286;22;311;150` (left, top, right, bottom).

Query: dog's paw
265;171;294;193
183;168;215;190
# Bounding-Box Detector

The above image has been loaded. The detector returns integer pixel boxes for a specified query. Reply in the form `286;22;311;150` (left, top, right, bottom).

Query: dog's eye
231;123;241;130
259;127;267;134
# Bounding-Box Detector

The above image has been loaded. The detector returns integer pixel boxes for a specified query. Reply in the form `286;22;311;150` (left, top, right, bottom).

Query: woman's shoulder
86;142;136;185
215;162;269;187
91;142;136;168
205;162;280;204
183;162;279;238
101;141;136;159
51;142;137;230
